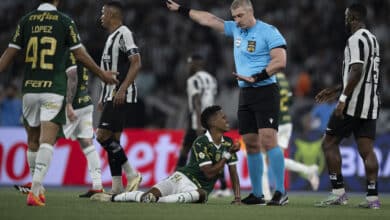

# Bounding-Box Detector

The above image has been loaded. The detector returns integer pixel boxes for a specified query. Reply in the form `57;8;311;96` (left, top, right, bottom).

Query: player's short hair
348;3;367;21
40;0;55;3
201;105;222;130
231;0;253;10
105;1;124;17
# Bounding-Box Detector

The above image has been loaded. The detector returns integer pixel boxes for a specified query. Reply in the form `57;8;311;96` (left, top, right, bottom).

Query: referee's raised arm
165;0;225;33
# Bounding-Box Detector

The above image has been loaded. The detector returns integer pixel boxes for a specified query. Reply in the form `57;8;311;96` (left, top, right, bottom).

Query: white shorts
153;171;198;197
63;105;94;140
278;123;292;149
23;93;64;127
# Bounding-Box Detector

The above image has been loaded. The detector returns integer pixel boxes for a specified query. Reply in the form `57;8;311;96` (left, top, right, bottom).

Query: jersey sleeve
224;21;236;37
228;152;239;166
187;77;202;98
119;29;139;57
9;19;24;49
348;35;365;65
265;25;287;50
66;19;82;50
65;52;77;73
191;141;212;167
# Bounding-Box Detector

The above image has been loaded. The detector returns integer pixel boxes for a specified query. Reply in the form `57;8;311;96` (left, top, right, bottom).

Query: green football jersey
10;7;81;95
65;53;92;109
177;132;238;195
276;72;292;124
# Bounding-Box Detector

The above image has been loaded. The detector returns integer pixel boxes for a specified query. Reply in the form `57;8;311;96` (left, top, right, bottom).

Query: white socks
82;145;102;190
112;176;123;193
31;143;53;196
122;161;137;180
158;191;200;203
261;153;272;200
332;188;346;196
285;158;310;175
114;191;143;202
27;150;37;177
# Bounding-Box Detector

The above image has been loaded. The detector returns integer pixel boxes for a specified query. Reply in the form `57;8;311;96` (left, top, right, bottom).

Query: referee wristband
178;6;190;17
251;69;270;82
339;94;347;102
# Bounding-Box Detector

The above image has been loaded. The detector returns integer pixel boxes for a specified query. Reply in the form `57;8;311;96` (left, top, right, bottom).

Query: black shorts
326;113;377;139
238;84;280;135
98;101;131;132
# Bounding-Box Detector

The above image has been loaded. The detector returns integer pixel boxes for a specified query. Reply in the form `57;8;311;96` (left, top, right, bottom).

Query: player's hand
101;71;119;85
334;101;345;119
232;72;255;83
222;151;232;160
229;140;241;154
315;88;338;103
97;101;104;112
113;88;126;108
166;0;180;11
66;104;77;122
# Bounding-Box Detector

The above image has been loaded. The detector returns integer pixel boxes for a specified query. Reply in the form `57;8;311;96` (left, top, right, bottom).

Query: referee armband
126;48;139;57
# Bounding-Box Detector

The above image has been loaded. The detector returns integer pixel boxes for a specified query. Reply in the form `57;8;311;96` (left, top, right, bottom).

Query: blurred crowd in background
1;0;389;137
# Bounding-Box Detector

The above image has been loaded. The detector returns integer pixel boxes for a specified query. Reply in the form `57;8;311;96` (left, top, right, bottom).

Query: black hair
348;3;367;21
201;105;222;130
105;0;124;12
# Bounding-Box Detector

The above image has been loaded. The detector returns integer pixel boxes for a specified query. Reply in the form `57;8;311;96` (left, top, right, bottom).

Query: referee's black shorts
326;113;377;139
238;83;280;135
98;101;132;132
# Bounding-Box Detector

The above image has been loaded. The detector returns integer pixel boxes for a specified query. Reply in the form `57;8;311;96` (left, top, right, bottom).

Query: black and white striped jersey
100;25;139;103
342;28;380;119
187;71;218;130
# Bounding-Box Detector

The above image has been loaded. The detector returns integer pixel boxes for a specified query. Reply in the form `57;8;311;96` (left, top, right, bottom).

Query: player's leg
112;131;142;192
69;105;103;197
279;123;319;190
96;128;123;193
14;123;40;194
355;120;380;209
151;172;206;203
315;114;350;207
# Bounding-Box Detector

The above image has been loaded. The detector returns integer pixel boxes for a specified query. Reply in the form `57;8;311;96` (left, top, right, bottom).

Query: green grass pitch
0;187;389;220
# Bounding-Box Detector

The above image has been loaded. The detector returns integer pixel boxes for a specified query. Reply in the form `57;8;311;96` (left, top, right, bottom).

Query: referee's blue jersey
224;20;286;88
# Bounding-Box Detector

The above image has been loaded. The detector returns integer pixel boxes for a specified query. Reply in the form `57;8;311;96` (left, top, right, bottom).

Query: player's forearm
193;95;202;129
0;47;18;72
120;55;141;91
229;165;241;199
73;46;104;79
341;64;363;97
66;67;78;104
201;159;227;179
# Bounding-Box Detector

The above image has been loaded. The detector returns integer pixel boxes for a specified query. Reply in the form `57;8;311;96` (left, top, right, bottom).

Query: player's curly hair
348;3;367;21
201;105;222;130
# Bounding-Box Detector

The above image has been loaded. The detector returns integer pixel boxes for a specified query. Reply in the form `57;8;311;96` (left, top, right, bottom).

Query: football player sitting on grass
91;105;241;204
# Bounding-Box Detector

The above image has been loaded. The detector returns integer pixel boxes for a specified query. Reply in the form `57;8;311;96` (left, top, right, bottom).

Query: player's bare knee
196;189;207;203
142;188;162;200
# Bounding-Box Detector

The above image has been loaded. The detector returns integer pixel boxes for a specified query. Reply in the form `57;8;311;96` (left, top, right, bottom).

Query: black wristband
178;6;190;17
252;69;270;82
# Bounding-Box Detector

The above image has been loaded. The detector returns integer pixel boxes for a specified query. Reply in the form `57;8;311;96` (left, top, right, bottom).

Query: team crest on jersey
198;152;205;159
247;41;256;52
235;37;242;47
215;153;221;161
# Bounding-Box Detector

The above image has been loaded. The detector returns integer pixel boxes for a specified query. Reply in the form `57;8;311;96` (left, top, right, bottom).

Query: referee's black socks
99;138;129;176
